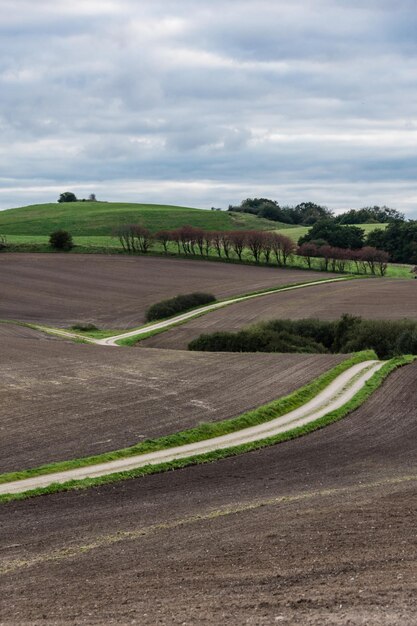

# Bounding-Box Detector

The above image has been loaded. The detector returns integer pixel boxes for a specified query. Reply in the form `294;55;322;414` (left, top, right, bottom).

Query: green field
0;201;289;236
1;202;408;279
5;233;411;279
276;222;388;243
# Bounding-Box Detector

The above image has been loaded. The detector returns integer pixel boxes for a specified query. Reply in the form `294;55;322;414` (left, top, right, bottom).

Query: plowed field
141;277;417;350
1;361;417;624
0;325;344;473
0;254;334;328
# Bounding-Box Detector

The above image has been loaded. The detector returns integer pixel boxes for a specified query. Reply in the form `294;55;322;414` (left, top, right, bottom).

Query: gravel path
0;359;383;496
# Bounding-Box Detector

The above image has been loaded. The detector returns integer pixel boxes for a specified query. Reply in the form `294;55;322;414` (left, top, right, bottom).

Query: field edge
2;351;412;503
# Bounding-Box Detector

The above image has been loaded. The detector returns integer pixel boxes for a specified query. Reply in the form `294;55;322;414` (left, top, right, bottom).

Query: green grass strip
0;353;413;504
0;350;375;486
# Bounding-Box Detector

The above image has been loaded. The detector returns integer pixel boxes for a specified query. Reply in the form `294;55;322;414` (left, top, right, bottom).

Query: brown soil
1;361;417;624
141;277;417;350
0;325;344;473
0;254;334;328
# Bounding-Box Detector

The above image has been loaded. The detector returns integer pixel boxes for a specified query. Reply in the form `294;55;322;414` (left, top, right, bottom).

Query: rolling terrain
1;250;416;624
0;324;345;473
0;201;284;236
0;253;336;327
141;277;417;350
1;360;416;624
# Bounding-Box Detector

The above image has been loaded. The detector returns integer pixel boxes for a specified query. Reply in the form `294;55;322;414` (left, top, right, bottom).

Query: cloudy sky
1;0;417;215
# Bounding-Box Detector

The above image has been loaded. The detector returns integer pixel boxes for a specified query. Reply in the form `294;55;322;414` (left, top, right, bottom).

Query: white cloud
0;0;416;214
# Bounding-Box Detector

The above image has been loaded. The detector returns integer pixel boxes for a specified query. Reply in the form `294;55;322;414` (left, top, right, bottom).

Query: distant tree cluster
228;197;406;228
58;192;97;203
367;221;417;264
298;219;365;249
334;205;404;224
228;198;332;225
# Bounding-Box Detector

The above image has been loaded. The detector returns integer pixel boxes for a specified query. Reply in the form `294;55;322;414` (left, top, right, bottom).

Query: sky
1;0;417;216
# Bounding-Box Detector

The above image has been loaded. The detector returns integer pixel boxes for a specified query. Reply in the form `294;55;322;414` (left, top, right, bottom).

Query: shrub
188;315;417;358
49;230;73;250
189;328;326;354
145;292;216;322
0;234;8;251
70;322;98;332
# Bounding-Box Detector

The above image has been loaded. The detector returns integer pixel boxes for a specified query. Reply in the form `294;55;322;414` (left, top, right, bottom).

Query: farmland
0;253;337;327
1;359;417;623
1;247;416;623
0;324;345;472
140;277;417;350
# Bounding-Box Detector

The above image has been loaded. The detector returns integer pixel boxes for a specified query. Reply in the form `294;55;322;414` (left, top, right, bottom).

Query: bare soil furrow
0;254;334;327
0;325;344;472
141;277;417;350
1;362;417;624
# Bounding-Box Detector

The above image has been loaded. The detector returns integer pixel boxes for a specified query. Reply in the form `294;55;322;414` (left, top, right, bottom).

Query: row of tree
113;224;296;265
113;224;389;274
297;243;389;275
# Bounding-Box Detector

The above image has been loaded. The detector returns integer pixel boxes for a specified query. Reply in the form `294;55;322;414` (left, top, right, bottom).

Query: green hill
0;201;287;236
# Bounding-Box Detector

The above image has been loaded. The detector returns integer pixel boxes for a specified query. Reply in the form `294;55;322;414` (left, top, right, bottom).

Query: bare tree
229;231;246;261
297;242;319;269
155;230;172;254
246;230;265;263
132;225;153;253
203;231;213;257
211;231;223;258
221;232;232;259
271;233;296;266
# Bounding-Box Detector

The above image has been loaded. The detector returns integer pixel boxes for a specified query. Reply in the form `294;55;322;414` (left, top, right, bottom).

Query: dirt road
0;359;382;494
0;325;345;473
1;361;417;624
141;277;417;350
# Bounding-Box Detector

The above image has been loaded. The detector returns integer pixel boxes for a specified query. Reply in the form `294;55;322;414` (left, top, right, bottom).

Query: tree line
113;224;297;266
113;223;389;275
227;198;404;226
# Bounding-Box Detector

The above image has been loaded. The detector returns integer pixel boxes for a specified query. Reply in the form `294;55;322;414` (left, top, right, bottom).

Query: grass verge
0;350;375;487
1;353;413;504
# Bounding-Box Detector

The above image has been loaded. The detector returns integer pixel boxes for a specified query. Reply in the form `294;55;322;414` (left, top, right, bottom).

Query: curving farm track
0;253;338;327
0;324;346;473
1;360;417;624
1;255;416;624
0;359;383;495
141;277;417;350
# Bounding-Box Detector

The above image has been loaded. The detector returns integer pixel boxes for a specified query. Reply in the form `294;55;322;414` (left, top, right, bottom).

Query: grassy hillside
276;222;388;243
0;201;288;236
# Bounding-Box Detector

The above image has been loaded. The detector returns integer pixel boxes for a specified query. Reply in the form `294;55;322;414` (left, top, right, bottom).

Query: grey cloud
0;0;416;215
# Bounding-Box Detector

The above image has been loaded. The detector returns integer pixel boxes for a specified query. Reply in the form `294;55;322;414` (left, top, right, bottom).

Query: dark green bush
340;319;417;358
49;229;73;250
189;329;326;354
146;292;216;322
188;315;417;359
70;322;98;332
